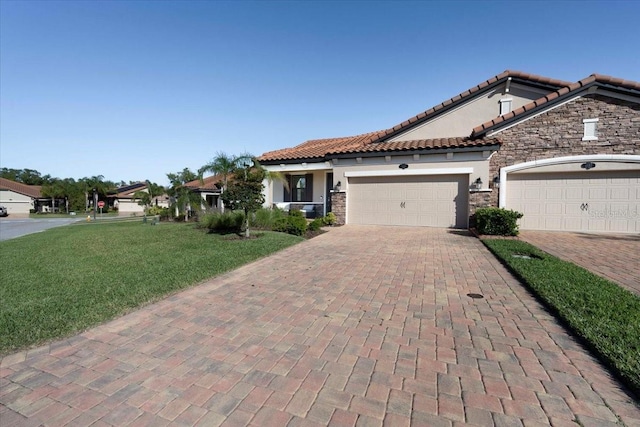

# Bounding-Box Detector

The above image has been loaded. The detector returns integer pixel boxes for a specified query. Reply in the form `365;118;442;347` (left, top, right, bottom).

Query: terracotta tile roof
471;73;640;137
0;177;42;198
364;70;571;144
328;137;500;155
259;131;381;162
259;70;566;162
184;174;223;191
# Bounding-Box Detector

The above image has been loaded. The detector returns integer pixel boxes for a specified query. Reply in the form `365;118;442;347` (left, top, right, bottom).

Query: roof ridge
365;70;570;144
471;73;640;136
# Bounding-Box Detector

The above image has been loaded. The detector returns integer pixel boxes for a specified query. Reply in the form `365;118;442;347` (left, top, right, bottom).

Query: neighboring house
184;175;223;210
110;182;169;215
0;177;52;215
259;70;640;233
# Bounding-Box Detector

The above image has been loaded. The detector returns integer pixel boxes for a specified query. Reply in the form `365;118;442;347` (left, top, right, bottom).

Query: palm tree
133;180;166;213
167;168;202;221
199;152;253;212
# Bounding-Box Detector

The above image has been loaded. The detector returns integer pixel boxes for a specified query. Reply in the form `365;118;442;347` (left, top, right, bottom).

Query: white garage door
506;170;640;233
348;175;468;228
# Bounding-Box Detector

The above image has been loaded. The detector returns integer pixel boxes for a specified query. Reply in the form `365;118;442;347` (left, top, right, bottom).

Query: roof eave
327;144;501;160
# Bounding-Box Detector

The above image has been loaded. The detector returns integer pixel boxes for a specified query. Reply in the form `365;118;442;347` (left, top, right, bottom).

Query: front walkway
520;231;640;296
1;226;638;426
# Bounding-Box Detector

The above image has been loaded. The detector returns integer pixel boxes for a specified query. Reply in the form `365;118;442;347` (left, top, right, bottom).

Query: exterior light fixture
581;162;596;170
399;163;409;169
493;176;500;188
474;178;483;190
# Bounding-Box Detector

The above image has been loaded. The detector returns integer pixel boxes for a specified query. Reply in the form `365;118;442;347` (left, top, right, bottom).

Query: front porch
263;164;335;218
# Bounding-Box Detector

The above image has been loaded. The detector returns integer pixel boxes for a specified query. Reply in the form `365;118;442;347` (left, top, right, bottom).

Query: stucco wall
489;93;640;207
0;190;33;215
389;83;551;140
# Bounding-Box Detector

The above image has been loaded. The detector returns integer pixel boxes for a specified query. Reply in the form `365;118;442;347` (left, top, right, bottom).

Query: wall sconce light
581;162;596;170
493;176;500;188
399;163;409;169
474;178;483;190
335;181;342;191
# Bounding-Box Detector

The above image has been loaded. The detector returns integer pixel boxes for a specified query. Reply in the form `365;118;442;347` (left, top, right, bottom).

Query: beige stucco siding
333;152;492;192
0;190;33;215
389;83;550;140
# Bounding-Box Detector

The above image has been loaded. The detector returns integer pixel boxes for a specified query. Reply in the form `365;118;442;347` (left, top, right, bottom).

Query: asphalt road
0;218;82;241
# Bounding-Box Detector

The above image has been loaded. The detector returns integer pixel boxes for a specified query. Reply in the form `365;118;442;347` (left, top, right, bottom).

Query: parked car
0;206;8;217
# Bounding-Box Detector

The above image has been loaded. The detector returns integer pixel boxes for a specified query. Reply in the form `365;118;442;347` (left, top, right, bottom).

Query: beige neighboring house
0;177;47;216
259;70;640;233
110;182;169;215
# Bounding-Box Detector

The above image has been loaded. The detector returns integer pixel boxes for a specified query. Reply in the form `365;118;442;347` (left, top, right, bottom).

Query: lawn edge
478;235;640;402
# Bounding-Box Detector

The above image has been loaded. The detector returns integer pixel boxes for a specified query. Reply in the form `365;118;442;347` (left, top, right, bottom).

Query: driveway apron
519;230;640;297
1;226;638;426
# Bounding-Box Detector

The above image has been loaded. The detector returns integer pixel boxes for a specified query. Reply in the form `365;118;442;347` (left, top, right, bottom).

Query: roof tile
471;73;640;136
0;177;42;198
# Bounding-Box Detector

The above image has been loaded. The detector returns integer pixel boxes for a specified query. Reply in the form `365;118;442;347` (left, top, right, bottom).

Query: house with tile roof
0;177;50;215
109;182;170;215
258;71;640;233
183;174;223;211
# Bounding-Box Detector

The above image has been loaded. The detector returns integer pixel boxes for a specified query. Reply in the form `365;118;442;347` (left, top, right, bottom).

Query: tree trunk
245;213;250;238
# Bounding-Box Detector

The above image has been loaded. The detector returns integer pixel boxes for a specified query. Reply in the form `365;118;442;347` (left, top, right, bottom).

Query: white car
0;206;8;217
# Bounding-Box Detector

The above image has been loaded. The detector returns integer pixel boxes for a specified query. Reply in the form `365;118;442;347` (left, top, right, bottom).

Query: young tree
199;152;252;212
133;180;166;213
166;168;201;221
221;160;265;238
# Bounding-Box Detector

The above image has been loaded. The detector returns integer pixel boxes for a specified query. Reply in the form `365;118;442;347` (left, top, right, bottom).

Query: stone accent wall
330;191;346;225
488;94;640;207
468;190;494;227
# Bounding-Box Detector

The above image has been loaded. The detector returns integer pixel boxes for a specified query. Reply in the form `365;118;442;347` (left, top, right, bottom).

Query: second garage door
348;175;469;228
506;170;640;233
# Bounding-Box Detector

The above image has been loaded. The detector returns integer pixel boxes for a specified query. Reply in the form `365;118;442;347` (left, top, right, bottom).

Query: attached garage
347;174;469;228
505;168;640;233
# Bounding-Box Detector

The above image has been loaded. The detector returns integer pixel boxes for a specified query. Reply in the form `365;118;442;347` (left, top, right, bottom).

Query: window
285;174;313;202
499;98;513;116
583;118;598;141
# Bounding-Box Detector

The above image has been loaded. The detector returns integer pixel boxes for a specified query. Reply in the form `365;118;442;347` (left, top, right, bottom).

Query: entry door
325;172;333;215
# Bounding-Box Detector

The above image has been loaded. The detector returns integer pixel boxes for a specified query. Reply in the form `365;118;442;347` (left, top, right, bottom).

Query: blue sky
1;0;639;186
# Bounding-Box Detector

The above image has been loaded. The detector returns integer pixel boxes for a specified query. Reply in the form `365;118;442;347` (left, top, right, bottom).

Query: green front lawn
483;238;640;397
0;222;303;355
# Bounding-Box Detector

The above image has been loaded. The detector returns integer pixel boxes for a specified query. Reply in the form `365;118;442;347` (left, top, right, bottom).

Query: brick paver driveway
1;226;638;426
520;231;640;296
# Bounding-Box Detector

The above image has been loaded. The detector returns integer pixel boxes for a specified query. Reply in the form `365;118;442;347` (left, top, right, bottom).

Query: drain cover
467;293;484;299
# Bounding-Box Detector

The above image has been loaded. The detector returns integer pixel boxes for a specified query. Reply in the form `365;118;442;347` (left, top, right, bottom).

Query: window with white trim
582;118;598;141
499;98;512;115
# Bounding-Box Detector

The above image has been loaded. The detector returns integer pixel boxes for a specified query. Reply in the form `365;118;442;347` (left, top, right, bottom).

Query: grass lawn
0;221;303;355
482;238;640;397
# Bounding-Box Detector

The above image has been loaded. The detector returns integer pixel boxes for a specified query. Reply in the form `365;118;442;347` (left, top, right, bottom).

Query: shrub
475;207;523;236
251;207;287;230
148;206;169;220
201;211;245;234
273;210;308;236
308;218;323;232
323;212;337;226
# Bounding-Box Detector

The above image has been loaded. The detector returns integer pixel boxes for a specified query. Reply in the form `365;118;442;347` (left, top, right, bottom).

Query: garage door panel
610;188;630;199
348;175;468;228
507;170;640;233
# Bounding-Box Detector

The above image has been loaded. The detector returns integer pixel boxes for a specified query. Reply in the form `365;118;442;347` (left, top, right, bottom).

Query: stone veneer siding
488;94;640;207
468;191;494;227
330;191;346;225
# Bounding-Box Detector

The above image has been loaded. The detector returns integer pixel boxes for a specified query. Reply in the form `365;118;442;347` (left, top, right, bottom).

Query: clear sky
1;0;639;186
